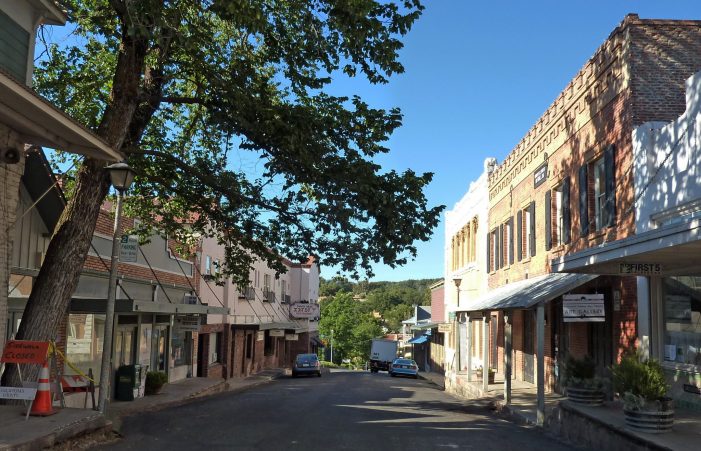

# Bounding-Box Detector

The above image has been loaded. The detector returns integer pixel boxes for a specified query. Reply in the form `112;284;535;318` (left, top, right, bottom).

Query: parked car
292;353;321;377
389;358;418;378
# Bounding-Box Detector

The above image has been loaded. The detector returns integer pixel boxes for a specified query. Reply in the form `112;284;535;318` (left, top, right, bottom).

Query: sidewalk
423;371;701;451
0;369;284;450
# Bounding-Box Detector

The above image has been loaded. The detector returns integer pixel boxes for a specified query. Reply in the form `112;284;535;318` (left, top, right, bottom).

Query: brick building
453;14;701;421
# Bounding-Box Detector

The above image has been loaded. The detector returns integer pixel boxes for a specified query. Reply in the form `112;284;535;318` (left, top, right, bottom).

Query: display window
662;276;701;367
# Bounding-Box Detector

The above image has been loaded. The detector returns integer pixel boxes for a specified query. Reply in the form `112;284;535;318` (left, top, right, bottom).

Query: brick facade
483;15;701;393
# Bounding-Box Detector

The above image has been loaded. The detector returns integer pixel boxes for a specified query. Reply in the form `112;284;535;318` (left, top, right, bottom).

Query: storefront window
65;314;105;380
208;332;220;364
663;276;701;366
171;328;191;367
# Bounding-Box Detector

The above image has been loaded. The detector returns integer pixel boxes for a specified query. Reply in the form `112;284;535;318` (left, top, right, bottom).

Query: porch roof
0;69;122;161
456;272;597;312
552;219;701;276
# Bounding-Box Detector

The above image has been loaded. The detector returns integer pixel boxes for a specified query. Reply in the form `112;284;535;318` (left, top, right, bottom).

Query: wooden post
504;313;512;405
482;313;490;392
537;303;545;426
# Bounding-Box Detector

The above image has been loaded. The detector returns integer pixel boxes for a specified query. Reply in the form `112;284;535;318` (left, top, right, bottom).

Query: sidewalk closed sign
563;294;605;322
1;340;49;364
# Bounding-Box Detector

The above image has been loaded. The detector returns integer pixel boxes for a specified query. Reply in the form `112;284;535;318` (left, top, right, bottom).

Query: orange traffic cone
30;360;56;416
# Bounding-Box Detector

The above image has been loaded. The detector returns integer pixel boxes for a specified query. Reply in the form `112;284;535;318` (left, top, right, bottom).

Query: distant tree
319;292;380;364
319;276;354;297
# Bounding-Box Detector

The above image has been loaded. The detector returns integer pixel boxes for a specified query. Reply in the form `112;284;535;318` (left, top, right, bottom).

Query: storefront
553;219;701;409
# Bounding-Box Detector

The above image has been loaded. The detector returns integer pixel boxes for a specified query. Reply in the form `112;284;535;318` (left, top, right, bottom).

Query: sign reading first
1;340;50;364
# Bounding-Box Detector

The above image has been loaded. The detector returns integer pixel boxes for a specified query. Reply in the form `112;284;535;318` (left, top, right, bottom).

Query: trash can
116;364;141;401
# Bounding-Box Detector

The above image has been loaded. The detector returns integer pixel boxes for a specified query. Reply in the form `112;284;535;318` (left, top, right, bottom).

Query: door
589;289;613;378
523;310;535;384
152;325;168;371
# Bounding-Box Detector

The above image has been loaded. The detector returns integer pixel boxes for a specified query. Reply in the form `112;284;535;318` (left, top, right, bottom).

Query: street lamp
453;278;462;308
98;162;135;414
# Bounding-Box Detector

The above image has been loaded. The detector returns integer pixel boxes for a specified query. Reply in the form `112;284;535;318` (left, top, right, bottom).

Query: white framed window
504;220;512;266
524;207;532;258
554;185;564;245
204;255;211;275
593;157;606;231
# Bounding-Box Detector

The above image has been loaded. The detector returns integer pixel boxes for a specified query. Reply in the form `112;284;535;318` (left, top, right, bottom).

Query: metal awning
457;272;598;312
0;69;122;161
411;321;444;331
552;219;701;276
70;298;228;315
258;322;298;331
407;335;428;344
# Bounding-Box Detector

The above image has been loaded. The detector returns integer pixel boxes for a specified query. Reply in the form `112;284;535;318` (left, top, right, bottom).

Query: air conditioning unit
184;294;198;305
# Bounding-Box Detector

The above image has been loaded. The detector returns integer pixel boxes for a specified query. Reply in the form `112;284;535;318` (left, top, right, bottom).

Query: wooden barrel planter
566;386;605;406
623;408;674;433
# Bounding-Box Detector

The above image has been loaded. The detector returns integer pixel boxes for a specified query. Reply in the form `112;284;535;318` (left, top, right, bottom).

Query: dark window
516;210;523;261
264;331;275;356
529;201;536;257
579;165;589;236
545;190;552;251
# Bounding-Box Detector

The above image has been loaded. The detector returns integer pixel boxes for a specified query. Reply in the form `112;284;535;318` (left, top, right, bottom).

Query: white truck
369;338;398;373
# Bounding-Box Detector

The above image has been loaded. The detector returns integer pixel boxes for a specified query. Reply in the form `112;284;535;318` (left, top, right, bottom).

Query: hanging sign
120;235;139;263
534;163;548;188
269;329;285;337
563;294;605;322
256;331;265;341
438;323;452;333
289;303;320;319
285;334;298;341
1;340;50;364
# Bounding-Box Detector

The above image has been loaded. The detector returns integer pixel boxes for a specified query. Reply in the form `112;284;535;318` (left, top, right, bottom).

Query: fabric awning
552;219;701;276
408;335;428;344
0;69;122;161
457;272;598;312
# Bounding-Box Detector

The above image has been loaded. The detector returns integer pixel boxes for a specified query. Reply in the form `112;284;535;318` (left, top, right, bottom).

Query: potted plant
145;371;168;395
611;353;673;433
563;355;605;406
473;366;495;384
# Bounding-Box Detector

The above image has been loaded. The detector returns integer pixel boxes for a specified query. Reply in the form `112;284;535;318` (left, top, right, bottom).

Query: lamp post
452;278;462;373
98;162;135;414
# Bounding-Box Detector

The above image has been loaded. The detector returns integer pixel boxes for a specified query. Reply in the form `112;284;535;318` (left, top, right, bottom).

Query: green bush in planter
563;355;604;390
145;371;168;395
611;353;669;411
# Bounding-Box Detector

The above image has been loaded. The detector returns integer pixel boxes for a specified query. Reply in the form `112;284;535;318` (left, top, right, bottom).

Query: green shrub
145;371;168;395
611;353;668;409
563;355;604;389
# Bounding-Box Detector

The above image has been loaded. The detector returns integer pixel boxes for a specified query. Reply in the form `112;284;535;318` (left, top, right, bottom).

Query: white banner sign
269;329;285;337
563;294;605;322
438;324;452;333
289;303;320;319
0;387;37;400
285;334;298;341
256;331;265;341
119;235;139;262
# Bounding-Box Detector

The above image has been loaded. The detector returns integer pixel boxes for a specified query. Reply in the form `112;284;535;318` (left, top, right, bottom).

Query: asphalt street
96;369;577;451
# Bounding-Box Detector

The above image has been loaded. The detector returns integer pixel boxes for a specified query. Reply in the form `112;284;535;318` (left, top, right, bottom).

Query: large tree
4;0;442;385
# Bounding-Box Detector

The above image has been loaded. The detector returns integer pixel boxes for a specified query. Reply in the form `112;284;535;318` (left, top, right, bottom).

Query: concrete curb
2;412;110;451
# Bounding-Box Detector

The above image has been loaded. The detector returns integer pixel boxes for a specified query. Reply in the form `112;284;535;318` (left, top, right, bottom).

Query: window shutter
516;210;522;261
562;176;571;244
486;231;491;273
498;223;504;269
604;144;616;227
545;190;552;251
508;217;514;265
529;201;536;257
579;165;589;237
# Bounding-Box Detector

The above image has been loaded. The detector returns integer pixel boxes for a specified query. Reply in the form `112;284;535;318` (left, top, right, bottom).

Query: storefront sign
438;324;452;333
563;294;605;322
174;314;200;332
256;331;265;341
285;334;298;341
534;162;548;188
0;387;37;401
1;340;49;364
619;263;662;275
119;235;139;263
269;329;285;337
289;303;320;319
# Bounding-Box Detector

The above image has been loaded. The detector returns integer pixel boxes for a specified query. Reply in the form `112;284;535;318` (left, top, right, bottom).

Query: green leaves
35;0;440;286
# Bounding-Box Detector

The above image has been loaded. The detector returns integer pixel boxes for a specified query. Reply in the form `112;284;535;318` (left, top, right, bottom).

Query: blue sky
321;0;701;282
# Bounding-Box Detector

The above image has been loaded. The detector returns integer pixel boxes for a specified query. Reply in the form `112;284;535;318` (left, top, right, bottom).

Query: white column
504;313;512;404
482;313;490;392
536;303;545;426
637;276;651;360
466;314;472;381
